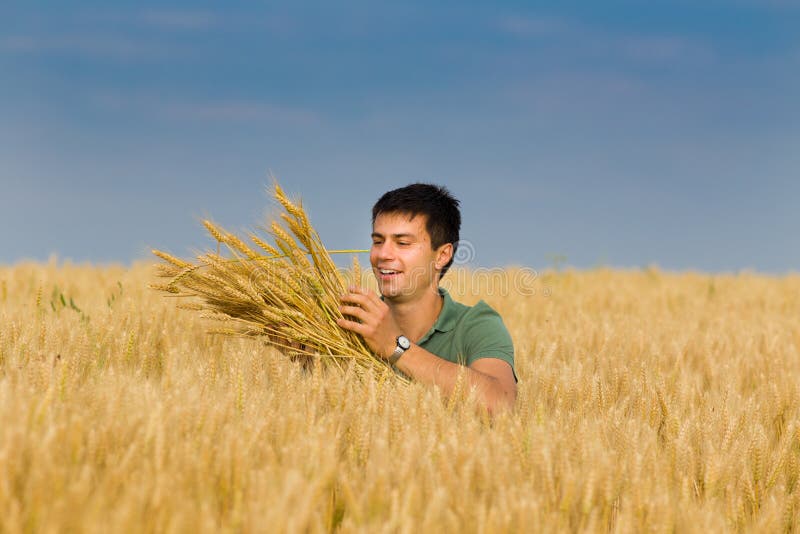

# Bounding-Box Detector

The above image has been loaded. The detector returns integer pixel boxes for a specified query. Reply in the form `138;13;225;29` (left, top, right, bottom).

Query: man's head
371;183;461;280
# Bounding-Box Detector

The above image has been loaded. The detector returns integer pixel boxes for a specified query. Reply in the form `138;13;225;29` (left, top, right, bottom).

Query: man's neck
385;285;444;343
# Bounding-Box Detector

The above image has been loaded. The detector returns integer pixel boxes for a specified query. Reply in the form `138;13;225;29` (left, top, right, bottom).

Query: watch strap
388;346;405;366
388;336;410;366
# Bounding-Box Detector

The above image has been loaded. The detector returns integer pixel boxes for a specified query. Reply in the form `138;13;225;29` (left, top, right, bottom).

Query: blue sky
1;1;798;272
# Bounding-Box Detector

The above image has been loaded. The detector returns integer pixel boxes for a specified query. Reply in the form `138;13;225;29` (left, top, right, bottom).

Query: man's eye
398;242;410;246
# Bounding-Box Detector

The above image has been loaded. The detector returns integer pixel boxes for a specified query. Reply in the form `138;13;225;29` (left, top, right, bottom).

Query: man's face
370;212;444;301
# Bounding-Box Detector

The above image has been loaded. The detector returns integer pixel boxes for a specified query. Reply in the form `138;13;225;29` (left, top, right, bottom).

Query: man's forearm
394;345;513;413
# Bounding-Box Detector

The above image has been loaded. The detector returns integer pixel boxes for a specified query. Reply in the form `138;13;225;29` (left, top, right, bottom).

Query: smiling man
336;183;517;414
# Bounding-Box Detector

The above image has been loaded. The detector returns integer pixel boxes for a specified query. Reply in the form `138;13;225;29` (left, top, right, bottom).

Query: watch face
398;335;411;350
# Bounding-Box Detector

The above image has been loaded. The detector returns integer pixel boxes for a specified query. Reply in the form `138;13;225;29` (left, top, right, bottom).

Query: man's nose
374;241;395;260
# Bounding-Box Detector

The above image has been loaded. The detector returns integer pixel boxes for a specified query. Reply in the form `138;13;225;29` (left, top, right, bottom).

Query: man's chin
378;285;398;298
377;282;405;300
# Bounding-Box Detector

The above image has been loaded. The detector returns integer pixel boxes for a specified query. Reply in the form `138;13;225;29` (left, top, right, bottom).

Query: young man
336;184;517;414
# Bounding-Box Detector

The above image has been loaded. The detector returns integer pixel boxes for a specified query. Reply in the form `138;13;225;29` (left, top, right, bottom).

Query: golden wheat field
1;260;800;533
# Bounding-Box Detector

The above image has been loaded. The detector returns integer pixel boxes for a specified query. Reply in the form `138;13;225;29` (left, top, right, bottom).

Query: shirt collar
433;287;459;332
418;287;459;344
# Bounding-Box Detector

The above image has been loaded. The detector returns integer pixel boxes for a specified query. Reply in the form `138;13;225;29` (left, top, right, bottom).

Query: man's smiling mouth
378;269;401;279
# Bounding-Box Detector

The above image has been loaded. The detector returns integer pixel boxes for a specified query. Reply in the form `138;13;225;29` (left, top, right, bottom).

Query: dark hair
372;183;461;278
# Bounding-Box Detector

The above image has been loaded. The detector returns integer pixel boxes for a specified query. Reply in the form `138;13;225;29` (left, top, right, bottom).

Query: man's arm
393;346;517;415
336;286;516;415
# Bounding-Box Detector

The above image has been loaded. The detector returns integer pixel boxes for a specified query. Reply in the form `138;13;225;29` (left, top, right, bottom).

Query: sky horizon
2;1;798;273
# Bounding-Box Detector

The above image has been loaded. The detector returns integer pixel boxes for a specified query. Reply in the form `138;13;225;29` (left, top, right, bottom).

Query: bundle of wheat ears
151;183;396;378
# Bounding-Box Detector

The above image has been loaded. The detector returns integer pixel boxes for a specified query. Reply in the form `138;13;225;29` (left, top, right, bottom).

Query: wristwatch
388;335;411;366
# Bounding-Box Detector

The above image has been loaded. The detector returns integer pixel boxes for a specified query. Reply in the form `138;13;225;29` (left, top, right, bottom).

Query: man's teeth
380;269;398;274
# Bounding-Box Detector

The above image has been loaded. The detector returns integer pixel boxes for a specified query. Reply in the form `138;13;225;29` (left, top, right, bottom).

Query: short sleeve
460;301;517;381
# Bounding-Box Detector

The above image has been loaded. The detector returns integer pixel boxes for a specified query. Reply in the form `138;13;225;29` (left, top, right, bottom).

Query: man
336;183;517;414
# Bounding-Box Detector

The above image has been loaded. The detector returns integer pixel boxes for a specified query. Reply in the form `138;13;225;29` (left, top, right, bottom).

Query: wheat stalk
152;182;393;378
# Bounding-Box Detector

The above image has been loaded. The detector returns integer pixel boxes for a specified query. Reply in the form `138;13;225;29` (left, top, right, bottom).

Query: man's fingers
339;305;367;321
364;290;383;306
348;285;371;295
342;287;385;306
340;291;368;305
346;285;385;309
337;317;367;336
340;290;380;313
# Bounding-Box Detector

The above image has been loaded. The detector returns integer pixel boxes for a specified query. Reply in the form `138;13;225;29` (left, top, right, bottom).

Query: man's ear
435;243;454;271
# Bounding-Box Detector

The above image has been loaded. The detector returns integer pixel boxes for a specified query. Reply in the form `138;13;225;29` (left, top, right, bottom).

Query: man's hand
336;286;401;359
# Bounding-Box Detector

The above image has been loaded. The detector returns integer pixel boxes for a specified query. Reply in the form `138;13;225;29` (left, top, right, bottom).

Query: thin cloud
89;91;321;127
163;101;321;126
496;72;646;114
619;35;715;62
494;13;716;65
495;14;572;37
739;0;800;8
0;34;183;60
139;9;219;30
78;8;295;35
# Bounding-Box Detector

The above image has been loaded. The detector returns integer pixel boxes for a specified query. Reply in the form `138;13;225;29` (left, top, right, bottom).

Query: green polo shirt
416;288;517;382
